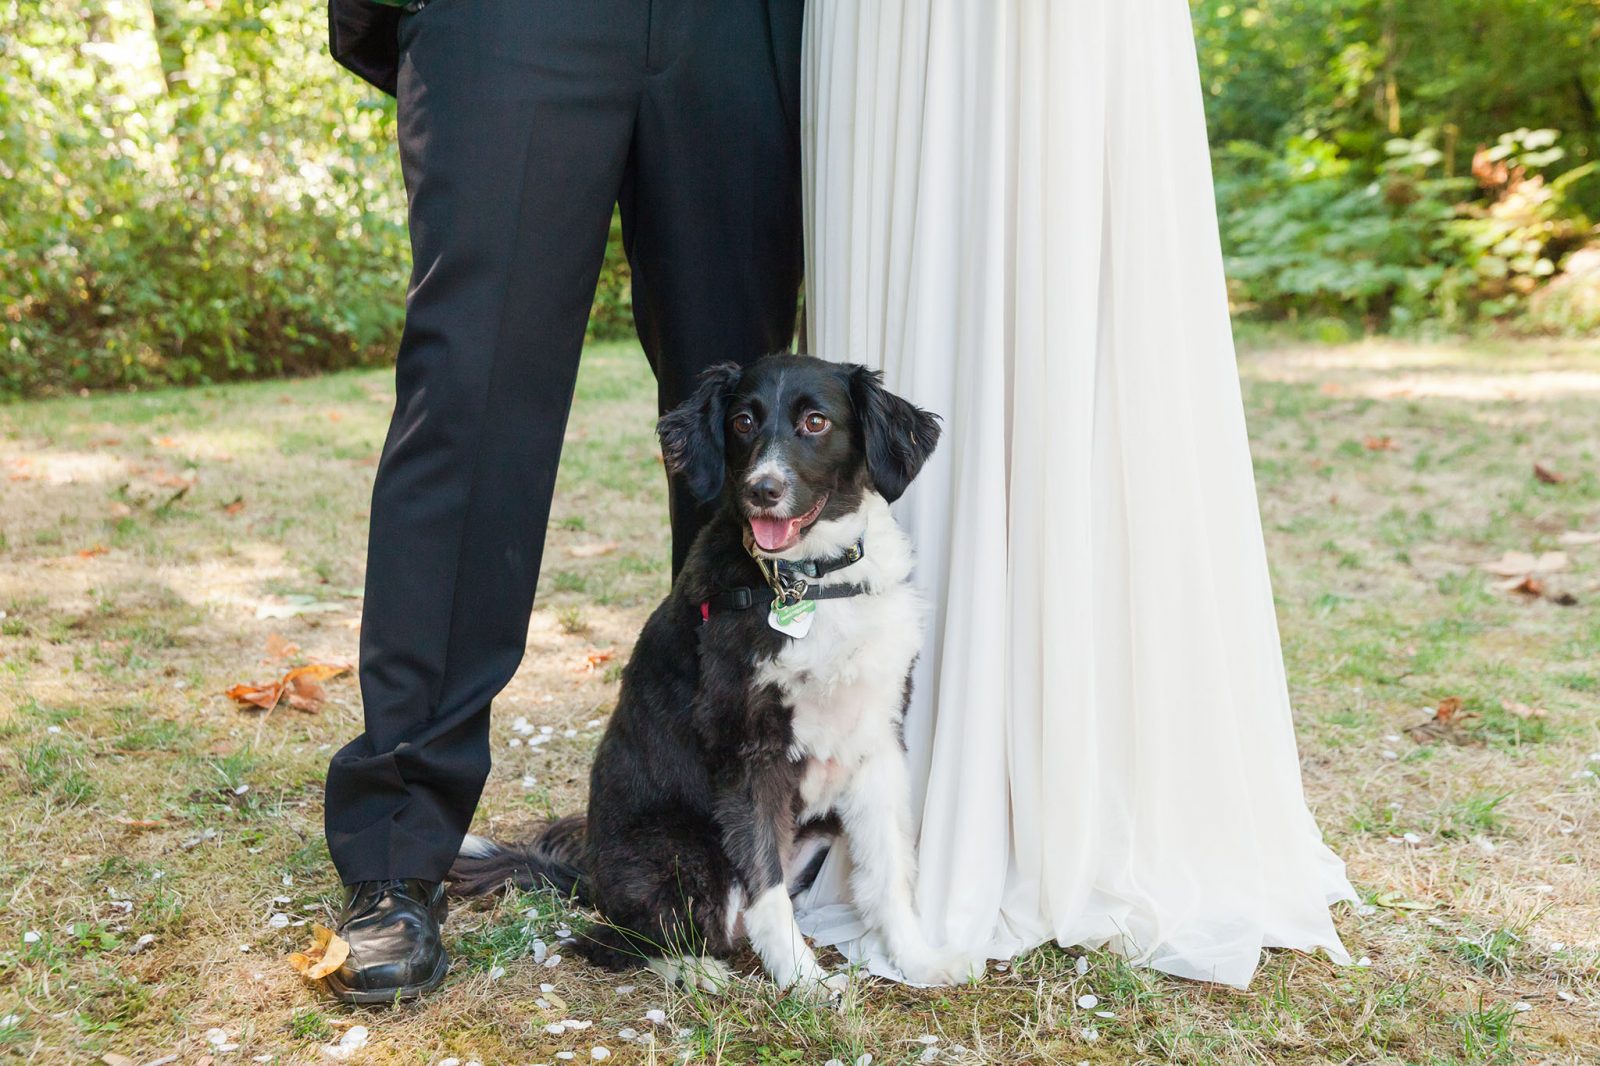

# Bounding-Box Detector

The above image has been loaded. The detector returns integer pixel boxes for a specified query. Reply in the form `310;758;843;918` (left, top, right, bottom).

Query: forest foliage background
2;0;1598;395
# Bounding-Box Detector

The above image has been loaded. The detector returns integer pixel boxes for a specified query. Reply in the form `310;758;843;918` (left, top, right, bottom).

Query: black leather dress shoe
323;879;449;1004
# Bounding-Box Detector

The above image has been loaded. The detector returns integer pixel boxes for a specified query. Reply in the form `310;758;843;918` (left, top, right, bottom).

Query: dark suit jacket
327;0;803;103
329;0;405;97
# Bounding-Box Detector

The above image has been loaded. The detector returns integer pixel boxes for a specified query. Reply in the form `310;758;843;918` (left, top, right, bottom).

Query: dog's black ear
847;365;941;503
658;362;743;503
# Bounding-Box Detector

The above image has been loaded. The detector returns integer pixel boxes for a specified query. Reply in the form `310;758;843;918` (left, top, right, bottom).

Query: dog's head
658;354;941;554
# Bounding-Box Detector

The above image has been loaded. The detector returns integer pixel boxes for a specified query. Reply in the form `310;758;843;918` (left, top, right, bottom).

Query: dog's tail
447;814;591;904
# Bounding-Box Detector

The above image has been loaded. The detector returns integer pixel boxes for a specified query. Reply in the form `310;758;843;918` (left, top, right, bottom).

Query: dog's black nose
746;475;788;508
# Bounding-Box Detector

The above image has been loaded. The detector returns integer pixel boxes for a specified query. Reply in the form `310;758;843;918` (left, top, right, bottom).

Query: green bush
0;0;633;398
1197;0;1600;331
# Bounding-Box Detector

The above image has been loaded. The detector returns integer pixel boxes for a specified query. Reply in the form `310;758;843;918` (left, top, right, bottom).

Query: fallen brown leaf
568;541;620;559
113;817;167;830
1363;436;1397;451
222;496;246;515
580;649;616;673
76;544;109;559
1533;462;1567;484
288;924;350;982
1405;696;1482;746
101;1054;137;1066
1500;574;1546;598
227;662;351;715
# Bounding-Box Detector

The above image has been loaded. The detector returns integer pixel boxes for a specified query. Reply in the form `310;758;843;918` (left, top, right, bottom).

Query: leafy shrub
0;0;632;397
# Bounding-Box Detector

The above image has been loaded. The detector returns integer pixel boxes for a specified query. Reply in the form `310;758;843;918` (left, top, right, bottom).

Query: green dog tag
768;597;817;639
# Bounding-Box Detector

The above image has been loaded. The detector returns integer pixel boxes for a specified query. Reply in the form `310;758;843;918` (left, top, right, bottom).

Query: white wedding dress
793;0;1357;989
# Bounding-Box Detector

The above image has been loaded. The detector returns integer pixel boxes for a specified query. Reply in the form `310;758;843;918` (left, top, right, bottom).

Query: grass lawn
2;335;1598;1065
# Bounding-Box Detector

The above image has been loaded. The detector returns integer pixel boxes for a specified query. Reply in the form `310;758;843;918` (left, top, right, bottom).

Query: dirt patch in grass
1;337;1597;1064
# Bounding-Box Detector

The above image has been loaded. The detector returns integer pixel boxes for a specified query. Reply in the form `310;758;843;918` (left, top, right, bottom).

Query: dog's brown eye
731;412;755;435
802;412;830;435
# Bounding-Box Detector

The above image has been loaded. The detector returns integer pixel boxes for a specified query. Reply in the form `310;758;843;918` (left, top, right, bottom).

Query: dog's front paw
789;969;851;1004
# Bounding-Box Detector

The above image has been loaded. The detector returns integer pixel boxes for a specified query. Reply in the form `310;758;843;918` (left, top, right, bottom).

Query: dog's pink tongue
750;515;799;552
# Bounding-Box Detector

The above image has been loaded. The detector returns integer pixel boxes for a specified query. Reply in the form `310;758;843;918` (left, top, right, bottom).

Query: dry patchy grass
0;336;1597;1065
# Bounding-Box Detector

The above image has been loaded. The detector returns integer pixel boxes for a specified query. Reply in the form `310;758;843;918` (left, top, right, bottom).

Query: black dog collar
700;536;867;621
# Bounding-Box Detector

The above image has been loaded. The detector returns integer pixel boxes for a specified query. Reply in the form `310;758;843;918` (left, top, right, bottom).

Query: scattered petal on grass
644;1009;667;1025
1513;1001;1532;1013
555;1054;575;1062
101;1054;137;1066
1076;994;1099;1009
1074;956;1089;976
613;985;634;995
1357;957;1372;967
617;1028;638;1041
488;965;506;981
206;1030;231;1047
1501;699;1547;719
916;1035;938;1045
268;913;290;929
568;541;620;559
854;1055;873;1066
590;1048;610;1061
1533;462;1566;484
22;931;40;944
544;954;562;968
545;1024;565;1037
322;1025;369;1060
288;925;350;982
1558;530;1600;546
129;933;156;955
540;982;556;993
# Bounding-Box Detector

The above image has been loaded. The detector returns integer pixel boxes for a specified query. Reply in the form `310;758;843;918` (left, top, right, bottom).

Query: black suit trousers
325;0;804;884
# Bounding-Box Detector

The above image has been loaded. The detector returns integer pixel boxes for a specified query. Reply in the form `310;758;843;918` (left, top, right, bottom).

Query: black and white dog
451;354;968;996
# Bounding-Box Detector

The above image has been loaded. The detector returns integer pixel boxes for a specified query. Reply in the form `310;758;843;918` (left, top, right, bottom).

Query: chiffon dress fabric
792;0;1357;989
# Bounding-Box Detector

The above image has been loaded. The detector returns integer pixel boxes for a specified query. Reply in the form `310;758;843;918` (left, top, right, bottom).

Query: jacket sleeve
328;0;403;98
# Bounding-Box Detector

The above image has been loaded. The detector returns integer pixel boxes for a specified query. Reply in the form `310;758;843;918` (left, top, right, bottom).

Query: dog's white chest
759;579;922;771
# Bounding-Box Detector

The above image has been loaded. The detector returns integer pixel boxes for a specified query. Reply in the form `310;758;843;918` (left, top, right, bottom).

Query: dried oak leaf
1363;436;1397;452
1533;462;1567;485
1500;575;1546;598
580;649;617;673
225;680;283;712
288;924;350;982
227;663;351;715
1404;696;1482;746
